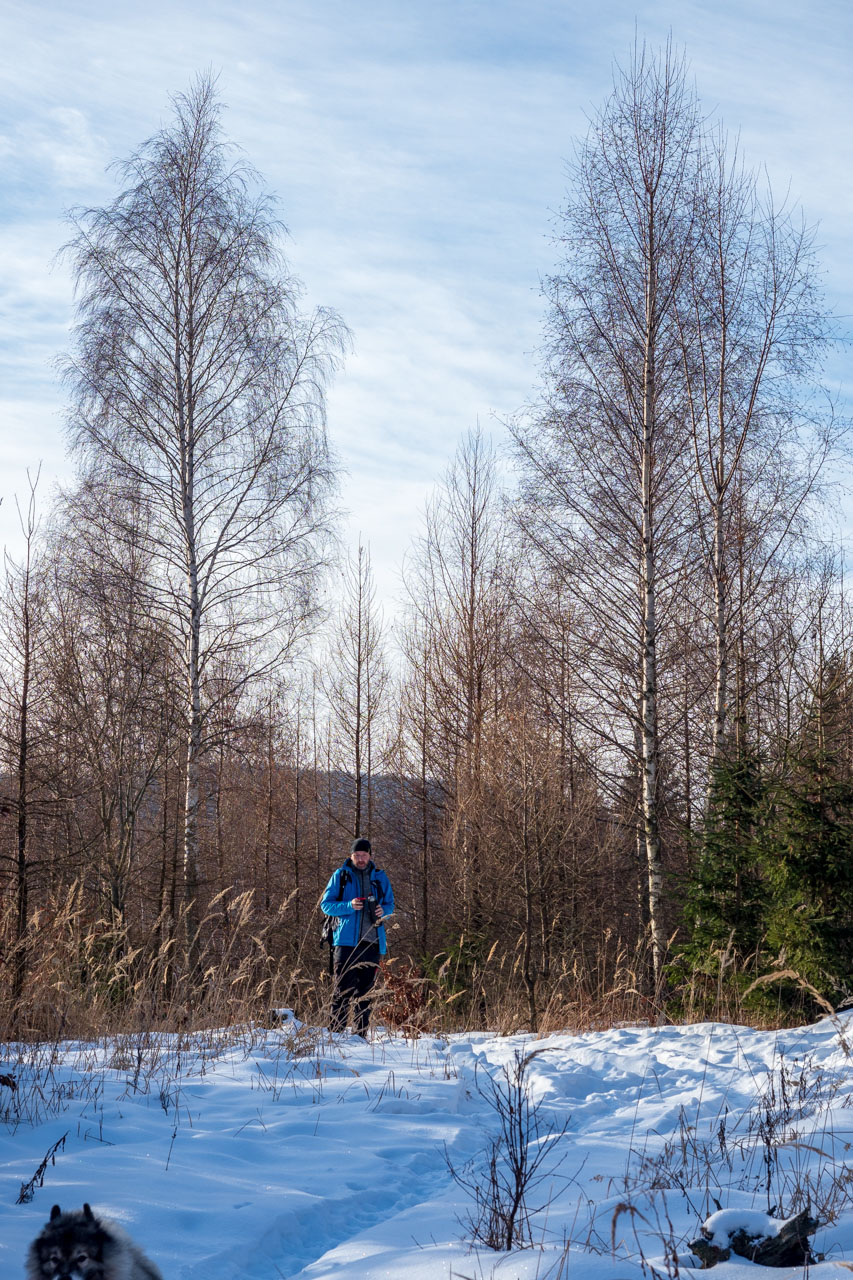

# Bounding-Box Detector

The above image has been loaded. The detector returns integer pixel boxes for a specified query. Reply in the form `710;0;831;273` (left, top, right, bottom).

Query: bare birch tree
677;132;832;761
62;76;345;954
514;43;701;986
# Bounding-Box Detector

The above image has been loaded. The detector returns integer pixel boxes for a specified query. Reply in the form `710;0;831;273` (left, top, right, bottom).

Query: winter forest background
2;33;852;1042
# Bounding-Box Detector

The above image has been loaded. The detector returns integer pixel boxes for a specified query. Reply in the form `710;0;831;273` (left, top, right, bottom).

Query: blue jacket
320;859;394;954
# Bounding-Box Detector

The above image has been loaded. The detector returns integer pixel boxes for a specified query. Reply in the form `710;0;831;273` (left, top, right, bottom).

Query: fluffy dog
26;1204;162;1280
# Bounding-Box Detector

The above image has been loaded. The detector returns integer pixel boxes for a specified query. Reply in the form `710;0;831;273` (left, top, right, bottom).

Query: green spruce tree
764;657;853;1002
679;745;769;983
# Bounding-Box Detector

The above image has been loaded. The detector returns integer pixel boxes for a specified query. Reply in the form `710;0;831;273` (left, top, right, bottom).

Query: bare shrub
376;959;429;1034
446;1050;570;1250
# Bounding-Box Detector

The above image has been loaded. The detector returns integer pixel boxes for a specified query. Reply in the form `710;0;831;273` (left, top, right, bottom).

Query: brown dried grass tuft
0;882;334;1044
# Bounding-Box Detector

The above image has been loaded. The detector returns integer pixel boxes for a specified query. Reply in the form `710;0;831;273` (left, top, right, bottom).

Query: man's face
352;848;370;870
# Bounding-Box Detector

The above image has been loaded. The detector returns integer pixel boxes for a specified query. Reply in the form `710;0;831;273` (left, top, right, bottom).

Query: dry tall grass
0;883;330;1043
0;884;823;1047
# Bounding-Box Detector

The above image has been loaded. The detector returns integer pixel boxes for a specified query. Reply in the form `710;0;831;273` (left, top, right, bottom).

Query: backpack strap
324;866;351;977
322;869;350;945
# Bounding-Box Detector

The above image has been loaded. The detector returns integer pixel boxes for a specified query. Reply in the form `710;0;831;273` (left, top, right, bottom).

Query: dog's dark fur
26;1204;162;1280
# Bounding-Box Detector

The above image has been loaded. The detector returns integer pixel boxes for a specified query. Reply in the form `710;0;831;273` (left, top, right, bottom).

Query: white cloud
41;106;107;186
0;0;850;604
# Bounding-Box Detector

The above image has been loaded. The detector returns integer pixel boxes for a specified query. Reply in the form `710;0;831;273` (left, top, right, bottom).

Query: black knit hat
351;837;371;854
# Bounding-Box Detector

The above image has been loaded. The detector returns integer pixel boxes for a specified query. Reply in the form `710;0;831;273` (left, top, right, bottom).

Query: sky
1;0;851;622
3;1016;853;1277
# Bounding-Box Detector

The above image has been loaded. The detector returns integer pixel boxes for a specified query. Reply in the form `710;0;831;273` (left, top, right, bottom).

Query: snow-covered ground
4;1013;853;1278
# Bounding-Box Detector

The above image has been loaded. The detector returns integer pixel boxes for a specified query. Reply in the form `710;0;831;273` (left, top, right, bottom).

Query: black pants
331;942;380;1035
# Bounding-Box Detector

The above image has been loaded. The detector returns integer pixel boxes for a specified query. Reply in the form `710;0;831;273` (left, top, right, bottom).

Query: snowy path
173;1039;466;1279
4;1017;853;1277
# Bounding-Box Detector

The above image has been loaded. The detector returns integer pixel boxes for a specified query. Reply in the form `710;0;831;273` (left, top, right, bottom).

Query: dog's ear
83;1204;95;1221
50;1205;61;1221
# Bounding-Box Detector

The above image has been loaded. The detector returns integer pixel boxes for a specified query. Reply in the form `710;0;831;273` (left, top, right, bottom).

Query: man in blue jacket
321;837;394;1036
